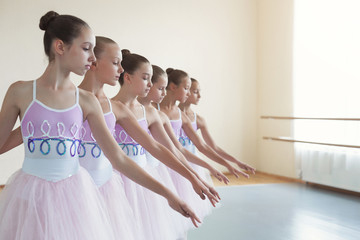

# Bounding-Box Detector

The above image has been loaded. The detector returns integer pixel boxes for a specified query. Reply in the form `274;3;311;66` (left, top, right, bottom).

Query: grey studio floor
187;183;360;240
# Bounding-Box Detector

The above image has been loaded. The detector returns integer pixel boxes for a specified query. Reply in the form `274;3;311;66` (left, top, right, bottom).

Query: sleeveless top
179;112;197;153
20;80;83;182
79;98;115;187
170;108;183;139
114;105;149;168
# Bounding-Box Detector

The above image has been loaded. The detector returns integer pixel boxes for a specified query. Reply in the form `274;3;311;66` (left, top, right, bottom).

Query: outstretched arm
147;107;221;204
197;114;255;174
182;112;249;179
160;111;229;185
112;102;219;205
80;91;201;227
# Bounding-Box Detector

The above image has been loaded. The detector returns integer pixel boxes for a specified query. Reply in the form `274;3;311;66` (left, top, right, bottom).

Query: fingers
180;204;201;228
238;162;256;174
209;187;221;200
218;172;229;184
236;168;249;178
202;188;219;207
229;167;239;178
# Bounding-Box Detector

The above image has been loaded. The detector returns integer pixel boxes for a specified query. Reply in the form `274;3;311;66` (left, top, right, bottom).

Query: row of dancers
0;11;255;240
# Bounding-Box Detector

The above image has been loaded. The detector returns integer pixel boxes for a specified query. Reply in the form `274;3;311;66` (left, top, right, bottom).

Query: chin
73;70;87;76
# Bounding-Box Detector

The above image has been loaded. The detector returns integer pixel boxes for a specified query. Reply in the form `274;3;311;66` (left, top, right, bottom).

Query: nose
118;64;124;74
186;90;190;97
89;50;96;63
198;92;201;98
162;89;167;96
147;79;153;88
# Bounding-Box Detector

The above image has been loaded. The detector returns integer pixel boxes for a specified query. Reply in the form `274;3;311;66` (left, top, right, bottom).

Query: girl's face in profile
147;74;168;104
186;81;201;105
64;27;96;76
127;62;153;97
95;43;123;86
173;76;191;103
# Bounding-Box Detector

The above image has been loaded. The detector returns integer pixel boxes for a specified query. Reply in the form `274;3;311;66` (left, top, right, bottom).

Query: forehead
156;75;168;85
137;62;152;74
181;76;191;85
191;81;200;89
75;27;95;46
102;43;121;58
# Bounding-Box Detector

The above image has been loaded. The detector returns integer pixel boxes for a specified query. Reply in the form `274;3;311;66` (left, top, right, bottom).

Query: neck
78;71;106;99
112;85;138;107
137;96;151;106
37;62;72;89
160;93;177;110
178;102;191;111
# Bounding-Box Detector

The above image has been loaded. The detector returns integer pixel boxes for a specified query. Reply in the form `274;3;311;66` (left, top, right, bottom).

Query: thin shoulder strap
157;103;160;110
193;112;197;122
32;80;36;100
177;108;182;120
75;87;79;104
106;97;113;112
140;105;146;119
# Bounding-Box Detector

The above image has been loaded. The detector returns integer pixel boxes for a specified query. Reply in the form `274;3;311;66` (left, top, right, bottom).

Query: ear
123;72;132;84
54;39;65;56
90;61;97;70
169;82;178;91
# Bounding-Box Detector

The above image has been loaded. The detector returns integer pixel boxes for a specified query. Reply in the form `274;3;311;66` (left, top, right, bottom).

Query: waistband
22;157;79;182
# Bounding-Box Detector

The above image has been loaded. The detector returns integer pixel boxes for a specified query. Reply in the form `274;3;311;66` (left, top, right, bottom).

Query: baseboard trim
234;171;360;197
255;171;305;184
306;182;360;197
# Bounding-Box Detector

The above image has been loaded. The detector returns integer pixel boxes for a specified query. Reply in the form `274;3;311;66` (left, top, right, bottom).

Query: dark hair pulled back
151;65;166;84
166;68;189;88
39;11;90;61
118;49;150;85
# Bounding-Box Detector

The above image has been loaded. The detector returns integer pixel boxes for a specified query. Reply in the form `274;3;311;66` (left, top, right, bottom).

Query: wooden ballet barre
261;116;360;121
263;136;360;149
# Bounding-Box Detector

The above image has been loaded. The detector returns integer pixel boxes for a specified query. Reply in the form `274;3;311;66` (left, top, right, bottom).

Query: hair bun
166;68;174;75
39;11;59;31
121;49;131;58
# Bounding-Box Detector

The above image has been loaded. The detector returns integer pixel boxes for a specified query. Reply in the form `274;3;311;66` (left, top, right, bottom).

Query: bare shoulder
144;105;157;116
110;99;128;114
78;89;100;117
78;88;98;105
8;80;32;95
6;80;33;107
196;113;205;123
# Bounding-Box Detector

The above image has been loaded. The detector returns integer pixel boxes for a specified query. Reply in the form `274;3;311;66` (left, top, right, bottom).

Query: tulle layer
167;166;213;222
155;164;194;234
0;168;115;240
99;171;143;240
189;162;214;187
147;164;194;238
120;167;178;240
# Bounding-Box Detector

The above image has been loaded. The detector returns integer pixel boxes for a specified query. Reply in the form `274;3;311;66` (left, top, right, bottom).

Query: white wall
0;0;258;183
257;0;297;178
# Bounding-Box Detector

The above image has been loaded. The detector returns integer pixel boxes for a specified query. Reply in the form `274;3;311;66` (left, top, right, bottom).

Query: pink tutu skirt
167;166;213;222
155;163;194;234
0;168;115;240
99;171;143;240
120;166;178;240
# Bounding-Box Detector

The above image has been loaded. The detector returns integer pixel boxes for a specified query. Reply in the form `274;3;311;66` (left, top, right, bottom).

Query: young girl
77;36;141;240
159;68;250;179
110;51;219;239
178;78;255;181
138;65;228;229
0;11;199;240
